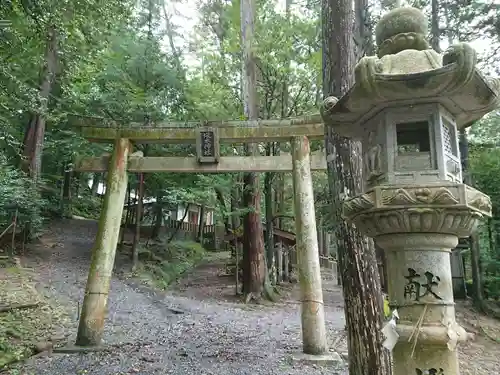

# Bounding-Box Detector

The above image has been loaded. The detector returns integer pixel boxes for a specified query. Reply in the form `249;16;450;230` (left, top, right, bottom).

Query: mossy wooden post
76;138;131;346
291;135;328;355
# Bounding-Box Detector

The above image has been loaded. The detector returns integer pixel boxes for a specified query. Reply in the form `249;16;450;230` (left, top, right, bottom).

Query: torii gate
73;115;331;356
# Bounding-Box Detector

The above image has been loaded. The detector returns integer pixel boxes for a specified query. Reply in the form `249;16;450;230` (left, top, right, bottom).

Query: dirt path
9;219;499;374
12;220;347;375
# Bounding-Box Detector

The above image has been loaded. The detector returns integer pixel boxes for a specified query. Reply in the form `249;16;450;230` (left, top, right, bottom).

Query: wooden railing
164;219;215;234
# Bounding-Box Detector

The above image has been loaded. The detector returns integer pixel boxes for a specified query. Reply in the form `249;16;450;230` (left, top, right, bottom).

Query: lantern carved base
342;183;491;375
343;183;491;238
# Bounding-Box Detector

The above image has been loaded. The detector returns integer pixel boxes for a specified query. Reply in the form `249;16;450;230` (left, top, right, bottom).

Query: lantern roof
320;6;500;138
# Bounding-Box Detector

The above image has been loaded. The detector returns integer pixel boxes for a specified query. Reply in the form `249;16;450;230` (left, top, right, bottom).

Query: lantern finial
375;7;429;57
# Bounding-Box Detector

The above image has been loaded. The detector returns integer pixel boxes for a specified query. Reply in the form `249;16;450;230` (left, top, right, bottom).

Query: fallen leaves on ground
0;256;70;370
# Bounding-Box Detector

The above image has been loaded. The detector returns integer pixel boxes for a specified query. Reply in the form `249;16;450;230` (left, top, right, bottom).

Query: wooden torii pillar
73;117;329;355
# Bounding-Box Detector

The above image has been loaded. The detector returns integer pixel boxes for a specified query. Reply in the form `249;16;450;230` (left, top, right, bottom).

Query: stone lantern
321;6;499;375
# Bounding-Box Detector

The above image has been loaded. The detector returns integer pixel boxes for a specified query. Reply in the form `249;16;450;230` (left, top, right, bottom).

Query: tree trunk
151;193;163;239
131;173;144;271
20;25;58;240
264;144;275;283
283;245;290;282
231;182;243;293
168;205;190;242
242;172;266;297
162;3;183;76
355;0;374;57
73;171;81;198
22;25;58;182
61;162;72;217
470;232;484;303
240;0;268;300
430;0;441;52
91;173;101;196
274;0;292;284
215;187;231;237
322;0;390;373
230;184;241;257
274;148;285;284
197;205;206;243
318;220;324;264
120;183;132;249
459;129;483;306
275;147;288;282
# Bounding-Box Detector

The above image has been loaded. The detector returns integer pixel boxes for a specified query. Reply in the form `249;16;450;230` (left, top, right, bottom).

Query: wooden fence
121;219;223;250
163;219;215;234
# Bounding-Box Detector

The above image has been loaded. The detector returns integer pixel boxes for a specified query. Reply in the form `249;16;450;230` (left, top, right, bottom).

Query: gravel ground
13;219;348;375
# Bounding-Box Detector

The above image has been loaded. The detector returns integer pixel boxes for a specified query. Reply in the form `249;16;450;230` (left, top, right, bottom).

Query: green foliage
72;193;102;220
0;153;43;232
466;276;500;301
135;239;206;289
469;117;500;302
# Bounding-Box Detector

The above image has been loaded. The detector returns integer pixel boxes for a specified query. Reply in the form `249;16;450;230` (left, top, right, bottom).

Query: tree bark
264;145;275;283
61;162;72;217
151;193;163;239
318;220;324;264
274;0;292;284
322;0;390;373
274;146;287;283
120;182;132;249
240;0;268;300
91;173;101;196
230;184;241;257
430;0;441;52
162;3;183;76
131;172;144;271
459;129;484;305
22;25;58;182
20;25;58;240
215;187;232;237
168;204;190;242
197;205;206;243
231;182;243;293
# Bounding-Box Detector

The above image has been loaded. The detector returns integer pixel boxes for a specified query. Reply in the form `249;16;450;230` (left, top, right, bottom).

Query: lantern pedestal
343;183;490;375
378;233;470;375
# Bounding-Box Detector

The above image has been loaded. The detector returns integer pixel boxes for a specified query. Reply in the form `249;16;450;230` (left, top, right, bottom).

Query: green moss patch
0;257;70;370
132;239;206;289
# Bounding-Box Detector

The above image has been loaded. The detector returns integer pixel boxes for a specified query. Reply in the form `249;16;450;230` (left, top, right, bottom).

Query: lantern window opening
395;121;431;153
394;120;435;172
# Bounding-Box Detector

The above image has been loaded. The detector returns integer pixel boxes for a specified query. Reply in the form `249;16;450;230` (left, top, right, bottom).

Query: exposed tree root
479;300;500;320
479;325;500;343
0;302;39;313
243;280;277;304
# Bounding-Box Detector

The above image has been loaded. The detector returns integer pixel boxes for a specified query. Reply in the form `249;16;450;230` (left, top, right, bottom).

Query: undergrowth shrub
72;192;102;220
0;153;44;236
137;239;206;289
466;276;500;301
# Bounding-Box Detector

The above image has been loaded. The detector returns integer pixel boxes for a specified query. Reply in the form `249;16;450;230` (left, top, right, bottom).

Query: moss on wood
80;121;325;143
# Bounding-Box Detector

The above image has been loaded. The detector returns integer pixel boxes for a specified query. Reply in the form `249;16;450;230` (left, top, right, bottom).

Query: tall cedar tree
321;0;391;373
240;0;268;299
